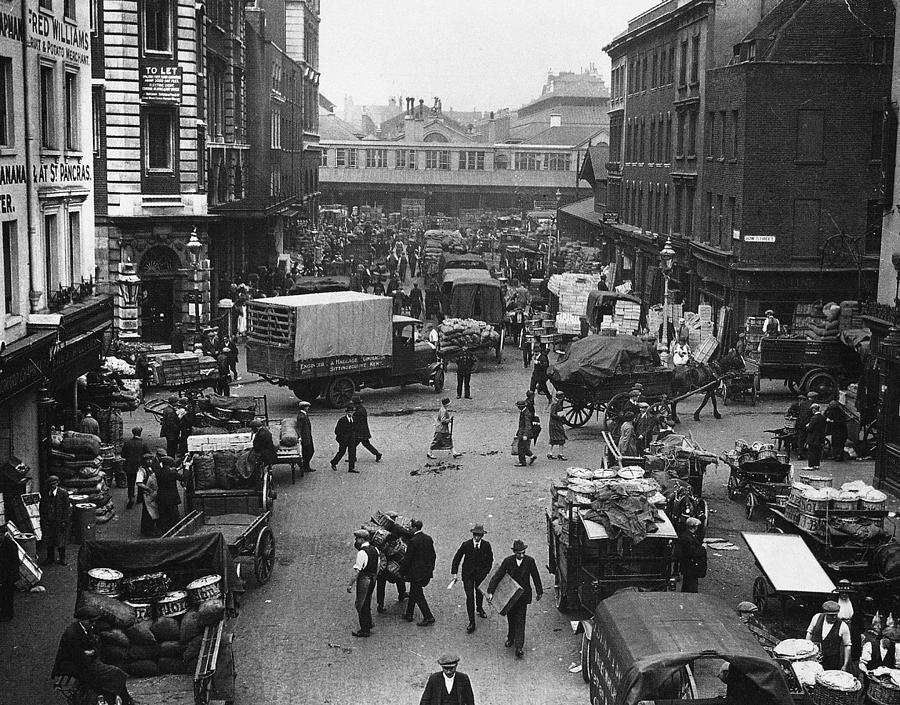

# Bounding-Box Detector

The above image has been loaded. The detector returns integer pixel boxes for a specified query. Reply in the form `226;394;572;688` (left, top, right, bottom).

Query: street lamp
185;229;203;342
659;237;676;353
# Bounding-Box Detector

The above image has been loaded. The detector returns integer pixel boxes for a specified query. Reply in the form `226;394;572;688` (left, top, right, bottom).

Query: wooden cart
758;338;860;402
723;454;792;520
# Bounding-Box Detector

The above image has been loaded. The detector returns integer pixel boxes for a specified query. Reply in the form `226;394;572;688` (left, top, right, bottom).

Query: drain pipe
21;0;38;312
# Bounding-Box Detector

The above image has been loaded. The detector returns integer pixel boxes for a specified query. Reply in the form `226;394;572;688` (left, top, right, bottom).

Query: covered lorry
246;292;443;407
437;270;505;361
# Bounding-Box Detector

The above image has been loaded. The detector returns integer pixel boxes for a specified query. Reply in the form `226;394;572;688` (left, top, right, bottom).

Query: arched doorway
139;245;182;341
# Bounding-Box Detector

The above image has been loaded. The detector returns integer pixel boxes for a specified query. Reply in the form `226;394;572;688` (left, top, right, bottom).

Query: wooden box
490;573;524;616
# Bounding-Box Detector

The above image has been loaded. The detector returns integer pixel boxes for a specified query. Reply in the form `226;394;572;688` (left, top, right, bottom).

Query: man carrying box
486;539;542;658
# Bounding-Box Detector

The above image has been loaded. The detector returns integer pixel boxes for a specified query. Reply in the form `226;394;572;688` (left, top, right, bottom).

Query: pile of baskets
358;510;414;581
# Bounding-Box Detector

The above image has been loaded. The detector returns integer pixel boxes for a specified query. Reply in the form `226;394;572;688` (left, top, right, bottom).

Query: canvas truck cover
448;273;504;324
549;335;658;391
253;292;392;362
591;591;793;705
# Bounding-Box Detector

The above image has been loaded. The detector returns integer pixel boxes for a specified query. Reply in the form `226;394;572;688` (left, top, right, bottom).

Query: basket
861;497;887;512
186;575;222;603
812;672;861;705
832;497;859;512
371;510;392;527
785;504;801;523
797;513;826;534
799;473;833;489
866;677;900;705
801;496;831;514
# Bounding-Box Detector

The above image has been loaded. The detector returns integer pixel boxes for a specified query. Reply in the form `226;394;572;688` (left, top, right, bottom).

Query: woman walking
428;397;461;459
547;392;568;460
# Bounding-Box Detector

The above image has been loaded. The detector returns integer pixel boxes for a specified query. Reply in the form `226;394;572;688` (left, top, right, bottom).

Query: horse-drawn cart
723;444;792;520
758;337;860;402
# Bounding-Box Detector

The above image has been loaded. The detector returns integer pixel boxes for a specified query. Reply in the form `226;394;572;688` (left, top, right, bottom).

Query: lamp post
659;237;676;353
116;262;141;339
186;229;203;343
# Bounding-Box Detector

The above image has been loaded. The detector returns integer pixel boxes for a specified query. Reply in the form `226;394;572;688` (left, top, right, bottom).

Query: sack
124;660;159;677
183;634;203;661
125;621;157;646
150;616;181;643
180;610;202;643
158;657;182;675
60;432;102;456
193;454;216;490
99;645;127;665
213;450;237;490
159;640;185;659
99;628;130;649
197;598;225;626
126;644;160;662
76;591;136;630
279;418;298;448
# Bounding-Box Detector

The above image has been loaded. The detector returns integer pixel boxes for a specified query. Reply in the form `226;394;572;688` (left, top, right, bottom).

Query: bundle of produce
438;318;499;353
279;418;299;448
103;356;137;377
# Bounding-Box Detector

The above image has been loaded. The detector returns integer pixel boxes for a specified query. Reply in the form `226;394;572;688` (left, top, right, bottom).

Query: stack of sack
805;303;841;342
438;318;499;354
49;431;116;525
191;449;254;491
74;574;225;677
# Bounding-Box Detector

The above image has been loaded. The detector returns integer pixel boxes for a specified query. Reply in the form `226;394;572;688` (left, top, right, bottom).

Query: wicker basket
801;496;831;514
813;672;862;705
799;473;833;489
797;513;826;534
861;498;886;512
867;678;900;705
785;504;801;523
832;497;859;512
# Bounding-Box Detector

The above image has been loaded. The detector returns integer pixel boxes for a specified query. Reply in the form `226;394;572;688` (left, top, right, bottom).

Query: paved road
1;347;891;705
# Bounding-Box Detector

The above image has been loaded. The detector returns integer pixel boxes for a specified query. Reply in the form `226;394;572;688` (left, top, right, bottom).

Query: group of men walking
331;395;382;473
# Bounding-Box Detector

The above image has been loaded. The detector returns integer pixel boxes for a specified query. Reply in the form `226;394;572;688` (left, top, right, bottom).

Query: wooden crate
489;573;524;616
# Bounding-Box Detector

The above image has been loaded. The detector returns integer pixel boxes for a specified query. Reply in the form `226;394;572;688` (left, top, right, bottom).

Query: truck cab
390;316;441;381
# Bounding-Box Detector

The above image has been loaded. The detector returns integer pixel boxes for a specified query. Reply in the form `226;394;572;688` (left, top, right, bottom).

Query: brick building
598;0;893;323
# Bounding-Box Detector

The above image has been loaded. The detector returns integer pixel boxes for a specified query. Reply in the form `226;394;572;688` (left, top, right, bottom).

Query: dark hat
132;426;143;435
142;451;154;459
47;474;60;484
411;518;423;531
437;653;460;666
352;395;362;403
737;601;758;614
632;383;644;390
822;600;840;613
353;529;370;540
765;309;775;315
525;390;535;398
629;389;641;397
297;401;311;409
441;397;451;405
834;579;855;594
471;524;486;535
345;405;355;412
249;419;263;429
515;400;527;408
806;391;819;400
512;539;527;552
160;456;177;468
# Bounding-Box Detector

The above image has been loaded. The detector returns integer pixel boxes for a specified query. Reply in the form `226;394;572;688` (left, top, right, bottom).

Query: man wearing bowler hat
806;600;851;671
486;539;542;658
331;405;358;473
39;475;71;566
295;401;316;473
451;524;494;633
419;653;476;705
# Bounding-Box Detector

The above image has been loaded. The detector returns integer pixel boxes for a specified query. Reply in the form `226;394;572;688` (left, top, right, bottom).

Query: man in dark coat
331;405;359;473
455;346;476;400
216;348;232;396
487;539;543;658
409;283;424;319
154;455;185;533
825;400;848;461
806;403;827;468
54;609;135;705
529;345;552;403
451;524;493;633
419;653;476;705
673;517;707;593
296;401;316;472
401;518;436;626
790;392;814;458
79;410;100;436
515;400;536;466
159;396;181;458
0;527;20;621
352;395;382;462
250;420;277;473
39;475;71;565
170;323;185;354
121;426;148;509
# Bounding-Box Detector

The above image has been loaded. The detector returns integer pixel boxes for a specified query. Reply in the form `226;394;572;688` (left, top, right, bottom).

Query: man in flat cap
419;653;476;705
514;400;536;467
121;426;149;509
160;395;181;458
487;539;542;658
39;475;71;566
296;401;316;473
347;529;379;637
806;402;827;469
806;600;851;670
673;517;706;593
451;524;493;634
331;405;358;473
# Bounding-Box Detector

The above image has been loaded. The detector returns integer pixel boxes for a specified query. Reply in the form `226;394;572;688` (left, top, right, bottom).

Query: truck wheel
289;382;321;402
432;369;445;393
554;576;568;612
581;631;592;683
326;377;356;408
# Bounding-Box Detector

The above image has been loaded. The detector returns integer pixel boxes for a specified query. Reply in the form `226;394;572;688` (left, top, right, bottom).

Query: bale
76;592;136;630
125;621;157;646
158;657;182;675
124;660;159;677
183;634;203;661
193;454;216;490
99;645;126;665
98;628;130;649
127;644;160;662
179;610;202;644
159;640;185;659
279;418;299;447
150;616;181;643
213;450;237;490
60;432;102;456
197;598;225;626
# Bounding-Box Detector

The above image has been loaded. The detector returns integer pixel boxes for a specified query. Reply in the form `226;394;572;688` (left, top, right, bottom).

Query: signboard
602;212;619;223
732;229;740;240
140;62;183;104
744;235;776;243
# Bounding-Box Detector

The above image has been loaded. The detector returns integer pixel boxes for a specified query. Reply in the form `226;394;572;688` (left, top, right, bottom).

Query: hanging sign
140;61;183;104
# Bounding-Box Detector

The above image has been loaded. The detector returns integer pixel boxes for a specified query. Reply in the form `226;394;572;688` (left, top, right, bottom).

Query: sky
319;0;660;114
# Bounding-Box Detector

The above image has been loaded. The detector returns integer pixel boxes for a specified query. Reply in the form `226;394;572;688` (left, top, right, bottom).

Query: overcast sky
319;0;660;113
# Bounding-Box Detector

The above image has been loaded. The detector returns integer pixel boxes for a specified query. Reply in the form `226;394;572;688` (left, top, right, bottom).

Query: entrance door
141;279;175;341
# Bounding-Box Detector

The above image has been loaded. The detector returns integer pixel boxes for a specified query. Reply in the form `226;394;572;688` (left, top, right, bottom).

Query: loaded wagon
757;337;861;402
437;270;506;362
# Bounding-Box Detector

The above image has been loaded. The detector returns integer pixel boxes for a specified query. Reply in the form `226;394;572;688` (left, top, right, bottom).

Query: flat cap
822;600;840;613
685;517;702;528
737;601;758;614
297;401;311;409
353;529;370;540
437;653;460;666
47;475;60;483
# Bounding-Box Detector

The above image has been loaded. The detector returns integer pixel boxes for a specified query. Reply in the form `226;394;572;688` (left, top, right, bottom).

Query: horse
670;350;746;424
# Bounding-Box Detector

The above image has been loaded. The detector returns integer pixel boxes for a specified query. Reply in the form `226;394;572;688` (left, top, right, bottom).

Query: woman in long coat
135;455;159;536
547;391;568;460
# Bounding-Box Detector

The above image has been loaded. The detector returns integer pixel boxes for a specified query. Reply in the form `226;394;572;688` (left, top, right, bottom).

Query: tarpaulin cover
255;292;392;362
76;534;237;604
439;254;488;272
592;591;794;705
199;395;257;412
448;274;504;324
549;335;659;391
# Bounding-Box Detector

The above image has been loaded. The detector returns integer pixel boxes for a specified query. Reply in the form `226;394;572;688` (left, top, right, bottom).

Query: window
3;221;15;315
67;211;80;285
64;70;79;150
232;68;243;142
663;186;669;234
90;0;99;33
515;152;540;170
792;199;821;256
365;148;387;168
676;112;685;156
319;151;328;167
704;112;713;159
688;109;697;157
872;37;891;63
706;191;713;243
668;46;675;84
685;184;695;238
197;125;205;192
44;212;58;293
657;113;664;162
729;197;737;241
145;110;174;171
730;110;739;160
39;63;55;149
208;61;225;138
655;188;662;234
0;58;11;147
641;55;647;91
660;48;667;86
716;194;724;246
495;153;508;170
650;119;656;163
270;107;281;148
396;149;416;169
545;152;570;171
639;119;645;162
144;0;172;54
652;52;658;88
796;109;824;162
637;183;643;229
459;151;485;170
691;36;700;83
426;150;450;170
718;111;726;159
872;109;884;161
866;199;882;254
347;149;357;168
91;86;101;154
64;0;75;20
674;183;683;234
679;41;687;85
666;114;672;162
39;0;51;9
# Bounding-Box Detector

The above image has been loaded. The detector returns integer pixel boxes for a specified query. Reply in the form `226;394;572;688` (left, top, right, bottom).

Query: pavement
1;344;895;704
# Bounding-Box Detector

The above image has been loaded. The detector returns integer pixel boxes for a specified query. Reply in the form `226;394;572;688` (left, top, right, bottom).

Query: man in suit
352;395;382;462
159;396;181;458
487;539;543;658
121;426;148;509
296;401;316;472
451;524;493;633
39;475;71;565
401;518;436;626
455;346;476;400
79;410;100;436
331;405;359;473
806;403;827;469
249;419;277;476
419;653;476;705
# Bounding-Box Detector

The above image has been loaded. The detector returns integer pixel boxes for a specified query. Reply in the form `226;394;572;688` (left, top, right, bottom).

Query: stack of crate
614;300;641;334
187;432;253;453
839;300;864;331
154;353;202;386
744;316;766;354
698;304;714;343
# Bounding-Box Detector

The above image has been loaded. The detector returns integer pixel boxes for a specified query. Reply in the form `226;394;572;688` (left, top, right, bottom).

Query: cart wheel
746;493;757;520
603;393;631;430
805;372;838;403
559;396;593;428
752;576;769;614
432;369;445;393
727;475;740;501
326;377;356;408
254;526;276;585
581;631;592;683
722;382;730;406
554;576;568;613
646;400;671;426
787;379;799;394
